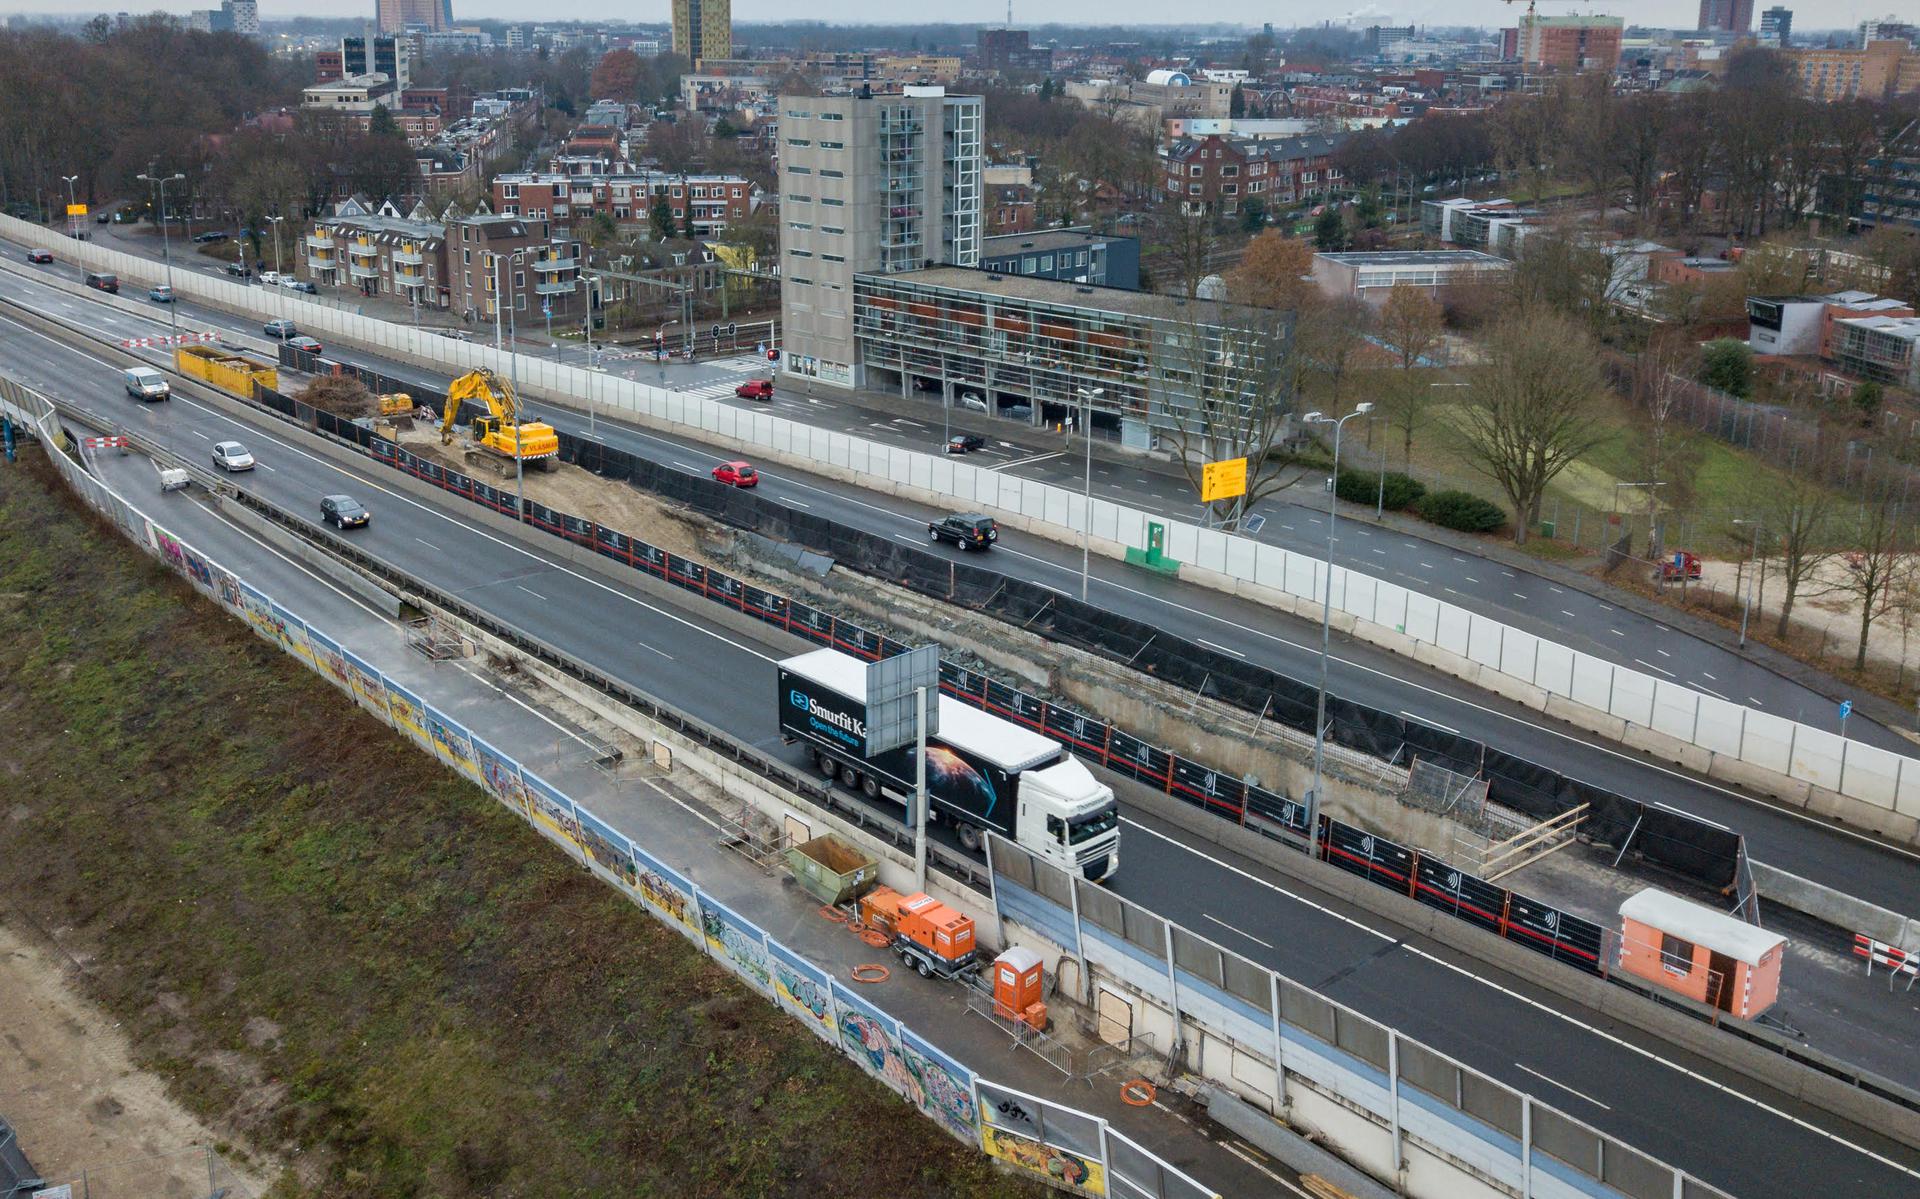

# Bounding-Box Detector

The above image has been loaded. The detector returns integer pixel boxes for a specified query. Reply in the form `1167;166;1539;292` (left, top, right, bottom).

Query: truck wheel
916;958;934;979
817;752;838;778
839;764;859;789
860;774;879;799
956;822;982;852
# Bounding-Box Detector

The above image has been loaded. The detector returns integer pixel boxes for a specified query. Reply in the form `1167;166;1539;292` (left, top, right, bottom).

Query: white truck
777;648;1120;881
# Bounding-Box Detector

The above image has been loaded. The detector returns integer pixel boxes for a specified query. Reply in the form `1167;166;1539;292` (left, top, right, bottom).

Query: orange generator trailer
861;887;979;980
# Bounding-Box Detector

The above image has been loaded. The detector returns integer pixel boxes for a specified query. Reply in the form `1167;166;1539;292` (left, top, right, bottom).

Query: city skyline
0;1;1905;31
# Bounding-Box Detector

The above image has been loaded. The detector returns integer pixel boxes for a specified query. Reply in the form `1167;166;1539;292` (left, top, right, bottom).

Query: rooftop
982;228;1130;256
1619;889;1785;966
317;213;445;241
868;265;1246;324
1316;250;1508;267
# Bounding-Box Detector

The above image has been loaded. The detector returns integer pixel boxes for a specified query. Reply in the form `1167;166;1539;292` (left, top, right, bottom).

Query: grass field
0;452;1037;1199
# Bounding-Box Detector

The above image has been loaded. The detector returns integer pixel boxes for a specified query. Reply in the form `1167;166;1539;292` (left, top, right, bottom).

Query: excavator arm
441;368;517;445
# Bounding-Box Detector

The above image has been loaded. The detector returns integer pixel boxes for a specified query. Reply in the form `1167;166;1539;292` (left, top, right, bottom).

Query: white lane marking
1635;658;1676;679
993;449;1066;472
1655;800;1729;830
1406;710;1456;734
894;533;923;545
1123;820;1392;942
1515;1063;1612;1110
413;537;442;552
1465;575;1480;583
1562;610;1577;618
1452;556;1466;563
1599;604;1614;612
671;460;696;470
1656;648;1671;657
516;584;547;600
1201;912;1275;949
1702;672;1717;681
1196;638;1246;659
1372;547;1385;555
1419;561;1434;569
638;641;675;660
1220;1140;1298;1190
1698;685;1733;702
1610;629;1625;637
190;429;210;439
1549;585;1563;594
1513;592;1527;600
254;461;275;471
1750;696;1765;706
780;497;811;509
1656;624;1671;632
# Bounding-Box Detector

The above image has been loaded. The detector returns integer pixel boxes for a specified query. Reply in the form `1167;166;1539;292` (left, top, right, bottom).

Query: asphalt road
8;253;1919;930
40;228;1890;748
21;309;1918;1199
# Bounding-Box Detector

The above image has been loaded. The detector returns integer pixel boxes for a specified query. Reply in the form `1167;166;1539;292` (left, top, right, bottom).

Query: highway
47;227;1896;747
8;303;1919;1198
8;251;1920;927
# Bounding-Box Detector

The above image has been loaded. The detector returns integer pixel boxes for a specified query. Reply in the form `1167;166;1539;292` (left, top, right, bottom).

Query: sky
0;1;1892;34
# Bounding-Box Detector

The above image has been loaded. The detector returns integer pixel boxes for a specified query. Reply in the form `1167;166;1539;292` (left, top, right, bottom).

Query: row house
305;210;449;309
444;214;584;327
1161;132;1350;218
492;170;757;237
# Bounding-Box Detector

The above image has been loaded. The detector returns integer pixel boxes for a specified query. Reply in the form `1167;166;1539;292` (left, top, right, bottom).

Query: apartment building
1698;0;1754;32
671;0;730;64
444;214;582;327
1859;124;1920;231
377;0;451;34
306;211;448;309
1162;132;1349;219
491;170;756;236
1785;40;1920;102
778;86;984;388
1517;13;1624;72
980;229;1141;290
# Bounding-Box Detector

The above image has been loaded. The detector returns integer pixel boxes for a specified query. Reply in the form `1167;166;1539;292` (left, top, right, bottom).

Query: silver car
211;441;255;471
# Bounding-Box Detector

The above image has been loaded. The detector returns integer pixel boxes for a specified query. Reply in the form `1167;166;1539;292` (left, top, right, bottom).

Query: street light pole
1733;517;1764;648
579;274;600;437
1076;386;1105;602
265;214;284;276
1303;402;1373;841
509;251;525;525
137;170;185;345
60;175;79;239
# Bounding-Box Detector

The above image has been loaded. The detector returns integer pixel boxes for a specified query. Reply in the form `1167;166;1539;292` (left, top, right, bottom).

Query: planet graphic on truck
925;746;997;817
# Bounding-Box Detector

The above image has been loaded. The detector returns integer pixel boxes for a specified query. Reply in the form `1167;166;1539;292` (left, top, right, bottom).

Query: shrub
1334;469;1426;511
1414;489;1507;533
1699;338;1753;398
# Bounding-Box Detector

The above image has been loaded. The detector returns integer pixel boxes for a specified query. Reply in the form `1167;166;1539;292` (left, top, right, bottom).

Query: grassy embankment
0;451;1034;1199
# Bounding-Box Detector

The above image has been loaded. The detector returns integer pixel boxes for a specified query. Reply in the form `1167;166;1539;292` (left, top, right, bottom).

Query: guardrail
5;212;1917;842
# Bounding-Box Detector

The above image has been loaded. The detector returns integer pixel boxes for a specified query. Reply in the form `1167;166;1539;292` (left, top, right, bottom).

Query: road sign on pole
1200;457;1248;503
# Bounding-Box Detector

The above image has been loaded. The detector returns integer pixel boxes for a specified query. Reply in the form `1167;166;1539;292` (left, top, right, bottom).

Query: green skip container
785;833;879;906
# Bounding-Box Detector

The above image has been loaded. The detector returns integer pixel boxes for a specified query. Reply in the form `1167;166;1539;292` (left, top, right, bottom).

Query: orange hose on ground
850;963;890;984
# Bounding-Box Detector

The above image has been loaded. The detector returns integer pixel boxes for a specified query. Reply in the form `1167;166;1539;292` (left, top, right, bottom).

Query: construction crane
439;368;559;473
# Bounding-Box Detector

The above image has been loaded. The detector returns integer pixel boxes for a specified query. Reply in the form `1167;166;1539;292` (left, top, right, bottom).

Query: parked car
945;434;985;454
258;271;283;287
122;367;169;401
955;393;988;413
711;460;759;488
928;512;998;550
286;335;322;354
25;249;51;264
148;285;173;303
283;279;318;294
320;494;370;529
211;441;254;471
225;262;252;278
263;318;297;339
192;230;229;244
735;378;774;400
1000;403;1033;422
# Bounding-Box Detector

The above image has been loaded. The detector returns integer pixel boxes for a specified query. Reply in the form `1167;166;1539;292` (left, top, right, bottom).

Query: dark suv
928;512;998;551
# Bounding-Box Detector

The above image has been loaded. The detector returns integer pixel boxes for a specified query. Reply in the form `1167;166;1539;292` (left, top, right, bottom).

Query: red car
712;460;758;488
735;378;774;400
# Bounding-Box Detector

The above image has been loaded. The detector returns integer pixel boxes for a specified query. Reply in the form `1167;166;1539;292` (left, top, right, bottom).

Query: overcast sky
0;2;1888;35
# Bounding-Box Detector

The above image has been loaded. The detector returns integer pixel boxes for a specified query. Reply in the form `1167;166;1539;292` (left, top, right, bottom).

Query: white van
123;367;169;401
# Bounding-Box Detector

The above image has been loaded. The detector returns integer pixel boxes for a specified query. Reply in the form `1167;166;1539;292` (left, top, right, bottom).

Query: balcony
348;243;378;261
393;245;424;266
305;255;334;274
305;232;332;250
533;278;575;296
531;253;576;271
349;260;378;279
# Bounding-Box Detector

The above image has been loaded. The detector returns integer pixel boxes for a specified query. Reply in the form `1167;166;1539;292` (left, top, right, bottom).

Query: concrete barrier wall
8;214;1918;843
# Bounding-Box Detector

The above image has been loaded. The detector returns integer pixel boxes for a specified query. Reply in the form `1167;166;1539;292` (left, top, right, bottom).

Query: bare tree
1754;459;1839;640
1455;312;1612;544
1157;203;1219;299
1153;301;1302;523
1295;297;1372;413
1833;474;1912;671
1376;283;1444;373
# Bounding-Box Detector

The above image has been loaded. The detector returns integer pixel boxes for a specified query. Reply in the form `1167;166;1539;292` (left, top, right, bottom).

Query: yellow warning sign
66;203;87;216
1200;457;1248;503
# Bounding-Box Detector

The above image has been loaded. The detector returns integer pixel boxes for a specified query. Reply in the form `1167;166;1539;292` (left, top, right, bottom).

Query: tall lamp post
137;169;185;345
1075;386;1105;601
1302;402;1373;841
264;214;285;277
1732;517;1765;648
578;274;600;435
60;175;79;239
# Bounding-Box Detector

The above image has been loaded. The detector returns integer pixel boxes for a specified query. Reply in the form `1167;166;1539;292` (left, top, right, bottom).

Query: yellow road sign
1201;456;1248;503
66;203;87;216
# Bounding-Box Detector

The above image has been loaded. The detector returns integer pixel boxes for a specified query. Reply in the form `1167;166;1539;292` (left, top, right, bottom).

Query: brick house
444;213;583;328
1161;132;1349;219
306;201;450;309
492;170;757;237
988;183;1037;236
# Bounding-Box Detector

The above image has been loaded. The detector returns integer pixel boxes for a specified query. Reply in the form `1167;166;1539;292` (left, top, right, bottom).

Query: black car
192;230;230;244
928;512;998;551
225;262;252;278
320;494;370;529
945;434;985;454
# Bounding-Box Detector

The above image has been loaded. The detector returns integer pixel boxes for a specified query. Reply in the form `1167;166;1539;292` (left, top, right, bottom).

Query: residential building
444;214;582;327
225;0;256;36
987;184;1037;236
491;170;756;236
302;76;400;115
1858;15;1918;47
854;267;1291;450
1830;315;1920;388
977;28;1052;74
1364;25;1417;54
1161;132;1348;219
1065;72;1233;128
583;100;631;130
307;209;448;308
1517;13;1624;72
377;0;451;34
1859;123;1920;231
1760;7;1793;46
419;30;492;57
315;48;343;82
980;229;1141;290
1311;250;1512;304
672;0;731;64
778;86;984;388
1698;0;1754;33
1785;40;1920;102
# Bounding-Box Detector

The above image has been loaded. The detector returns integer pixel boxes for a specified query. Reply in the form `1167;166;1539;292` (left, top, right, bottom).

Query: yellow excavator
439;368;559;473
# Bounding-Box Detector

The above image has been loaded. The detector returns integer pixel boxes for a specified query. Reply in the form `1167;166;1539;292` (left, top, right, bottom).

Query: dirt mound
298;374;375;419
390;421;722;563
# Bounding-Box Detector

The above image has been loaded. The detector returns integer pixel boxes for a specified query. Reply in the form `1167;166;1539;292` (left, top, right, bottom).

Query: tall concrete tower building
672;0;731;64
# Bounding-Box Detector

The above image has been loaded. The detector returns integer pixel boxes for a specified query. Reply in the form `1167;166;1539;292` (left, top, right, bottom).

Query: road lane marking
1635;658;1675;679
413;537;441;552
1405;710;1456;734
516;584;547;600
1197;638;1246;659
993;450;1066;471
1202;912;1275;949
1515;1063;1612;1110
1702;672;1717;681
1656;648;1671;657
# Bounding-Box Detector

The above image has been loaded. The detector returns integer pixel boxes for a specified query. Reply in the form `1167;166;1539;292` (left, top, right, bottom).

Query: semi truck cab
1017;758;1120;881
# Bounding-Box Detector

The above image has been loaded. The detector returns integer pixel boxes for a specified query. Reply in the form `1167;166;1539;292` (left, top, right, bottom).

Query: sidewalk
95;453;1285;1199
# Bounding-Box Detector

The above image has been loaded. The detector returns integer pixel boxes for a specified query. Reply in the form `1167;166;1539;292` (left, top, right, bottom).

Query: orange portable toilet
993;946;1046;1028
1617;889;1787;1020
